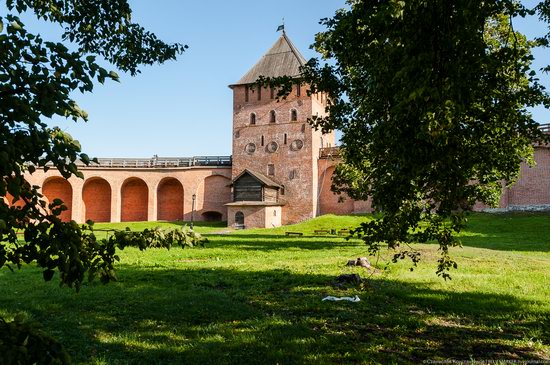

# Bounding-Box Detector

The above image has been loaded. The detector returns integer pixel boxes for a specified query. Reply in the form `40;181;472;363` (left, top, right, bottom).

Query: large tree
0;0;187;290
299;0;550;276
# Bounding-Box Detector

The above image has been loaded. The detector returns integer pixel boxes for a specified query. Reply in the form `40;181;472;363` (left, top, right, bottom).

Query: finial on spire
276;18;285;33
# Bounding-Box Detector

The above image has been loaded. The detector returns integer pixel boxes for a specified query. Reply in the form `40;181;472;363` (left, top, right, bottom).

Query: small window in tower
289;169;299;180
320;137;324;148
291;109;297;122
235;130;240;138
245;85;249;102
273;209;277;216
301;124;306;133
270;87;275;99
267;163;275;176
296;83;301;97
258;86;262;101
261;135;264;146
280;185;285;195
250;113;256;125
270;110;276;123
284;133;287;145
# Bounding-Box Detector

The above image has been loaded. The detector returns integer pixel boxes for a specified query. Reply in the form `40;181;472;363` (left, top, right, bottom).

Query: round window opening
266;141;279;153
290;139;304;151
245;143;256;154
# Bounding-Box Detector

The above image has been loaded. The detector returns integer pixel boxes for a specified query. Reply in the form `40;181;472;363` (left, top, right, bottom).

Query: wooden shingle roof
232;169;282;189
231;32;306;87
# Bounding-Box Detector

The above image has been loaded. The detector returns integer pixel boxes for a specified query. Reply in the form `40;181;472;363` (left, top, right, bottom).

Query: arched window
235;211;244;226
291;109;297;122
270;110;276;123
250;113;256;125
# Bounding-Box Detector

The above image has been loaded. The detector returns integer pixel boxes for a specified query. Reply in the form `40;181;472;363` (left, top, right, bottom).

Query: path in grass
0;213;548;364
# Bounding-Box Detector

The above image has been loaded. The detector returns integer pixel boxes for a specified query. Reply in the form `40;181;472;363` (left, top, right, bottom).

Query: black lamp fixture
190;193;196;230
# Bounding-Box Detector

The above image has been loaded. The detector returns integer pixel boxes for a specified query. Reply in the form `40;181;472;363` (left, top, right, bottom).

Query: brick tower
227;32;335;228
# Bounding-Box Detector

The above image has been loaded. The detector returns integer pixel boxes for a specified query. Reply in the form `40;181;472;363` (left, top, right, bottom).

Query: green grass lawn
0;213;548;364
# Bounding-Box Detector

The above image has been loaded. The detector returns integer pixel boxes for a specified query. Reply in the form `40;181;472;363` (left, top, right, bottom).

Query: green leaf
108;70;119;81
10;20;22;30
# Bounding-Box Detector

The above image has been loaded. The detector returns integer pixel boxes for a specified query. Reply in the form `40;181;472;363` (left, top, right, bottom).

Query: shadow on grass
168;221;227;229
459;213;550;252
0;266;547;364
207;233;362;251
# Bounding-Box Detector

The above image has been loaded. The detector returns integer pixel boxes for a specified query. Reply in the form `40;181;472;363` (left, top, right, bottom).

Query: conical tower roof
231;32;306;86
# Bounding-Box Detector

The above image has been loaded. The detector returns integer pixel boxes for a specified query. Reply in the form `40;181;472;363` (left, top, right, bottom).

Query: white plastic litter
322;295;360;302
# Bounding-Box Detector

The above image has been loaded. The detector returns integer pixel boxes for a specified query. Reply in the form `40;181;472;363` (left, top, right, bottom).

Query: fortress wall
42;177;74;222
311;95;335;219
317;158;372;215
82;177;112;222
474;146;550;212
507;146;550;206
24;166;232;223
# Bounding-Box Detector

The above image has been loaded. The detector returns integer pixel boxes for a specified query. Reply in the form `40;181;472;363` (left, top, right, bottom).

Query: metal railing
76;156;232;168
539;123;550;134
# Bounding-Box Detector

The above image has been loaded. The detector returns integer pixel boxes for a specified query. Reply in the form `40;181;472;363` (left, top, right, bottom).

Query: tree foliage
0;315;71;364
299;0;550;277
0;0;187;290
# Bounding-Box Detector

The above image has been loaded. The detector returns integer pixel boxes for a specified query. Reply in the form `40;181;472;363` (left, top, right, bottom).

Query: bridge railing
75;156;232;168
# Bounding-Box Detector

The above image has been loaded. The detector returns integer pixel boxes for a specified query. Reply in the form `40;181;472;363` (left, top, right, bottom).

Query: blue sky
3;1;550;158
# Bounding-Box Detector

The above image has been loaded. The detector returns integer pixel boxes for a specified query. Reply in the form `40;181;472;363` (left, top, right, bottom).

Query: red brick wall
473;146;550;211
83;178;111;222
508;147;550;206
121;178;148;222
157;178;184;221
42;177;73;222
318;166;354;215
196;174;231;221
227;205;264;228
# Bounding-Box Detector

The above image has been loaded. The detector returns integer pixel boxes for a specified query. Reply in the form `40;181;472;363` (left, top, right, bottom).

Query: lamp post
190;193;196;230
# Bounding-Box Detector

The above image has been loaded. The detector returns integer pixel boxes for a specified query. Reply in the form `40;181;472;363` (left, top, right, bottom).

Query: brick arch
202;211;223;222
197;175;231;221
121;177;148;222
319;166;354;215
157;177;184;221
83;177;111;222
42;177;73;221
